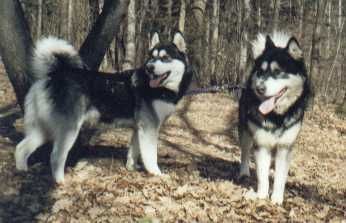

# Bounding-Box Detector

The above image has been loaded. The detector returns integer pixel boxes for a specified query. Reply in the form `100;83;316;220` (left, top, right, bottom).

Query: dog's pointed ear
286;37;303;60
149;32;160;50
265;35;275;50
173;32;186;53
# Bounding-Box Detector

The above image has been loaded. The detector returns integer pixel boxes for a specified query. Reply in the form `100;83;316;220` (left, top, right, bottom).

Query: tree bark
0;0;33;109
209;0;219;80
89;0;100;26
178;0;186;32
122;0;136;70
239;0;251;84
326;1;331;58
37;0;43;39
190;0;207;79
273;0;281;31
308;0;327;102
79;0;130;70
299;0;304;39
67;0;73;41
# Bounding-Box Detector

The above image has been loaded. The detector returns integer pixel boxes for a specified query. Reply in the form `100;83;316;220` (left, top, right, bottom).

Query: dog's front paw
270;193;284;205
147;168;162;176
126;161;141;171
244;189;268;201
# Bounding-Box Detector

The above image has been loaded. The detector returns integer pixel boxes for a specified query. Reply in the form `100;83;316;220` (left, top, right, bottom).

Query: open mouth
149;71;170;88
258;87;287;115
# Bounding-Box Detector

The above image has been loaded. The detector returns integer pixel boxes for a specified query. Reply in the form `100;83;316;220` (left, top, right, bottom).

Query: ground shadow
0;103;23;143
196;155;256;189
0;167;54;222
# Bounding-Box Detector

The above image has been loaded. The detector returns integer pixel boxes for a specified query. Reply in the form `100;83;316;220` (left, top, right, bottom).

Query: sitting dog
15;32;193;183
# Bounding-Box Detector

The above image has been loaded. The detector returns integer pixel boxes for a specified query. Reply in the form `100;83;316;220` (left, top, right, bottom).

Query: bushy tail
31;37;83;79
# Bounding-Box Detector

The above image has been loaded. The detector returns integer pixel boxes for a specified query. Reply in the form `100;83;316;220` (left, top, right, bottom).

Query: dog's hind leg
15;129;46;171
50;126;81;183
271;147;292;204
239;129;253;178
126;131;141;171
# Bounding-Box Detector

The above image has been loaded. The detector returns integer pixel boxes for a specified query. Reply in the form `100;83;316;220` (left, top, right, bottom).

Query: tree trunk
89;0;100;26
0;0;129;109
0;0;33;109
209;0;219;81
190;0;207;80
326;1;331;58
257;0;261;29
122;0;136;70
308;0;327;102
239;0;251;84
299;0;304;39
37;0;42;39
273;0;281;31
203;11;210;84
79;0;130;70
67;0;73;41
191;0;206;27
178;0;186;32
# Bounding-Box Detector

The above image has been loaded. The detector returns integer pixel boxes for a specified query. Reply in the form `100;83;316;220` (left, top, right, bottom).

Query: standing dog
238;31;310;204
15;32;193;183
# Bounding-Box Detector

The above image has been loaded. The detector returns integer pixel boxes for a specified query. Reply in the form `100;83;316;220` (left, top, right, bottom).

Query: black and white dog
15;32;193;183
238;31;310;204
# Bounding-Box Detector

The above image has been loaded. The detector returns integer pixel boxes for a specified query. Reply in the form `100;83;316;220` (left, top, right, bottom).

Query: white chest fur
152;100;176;122
248;121;302;149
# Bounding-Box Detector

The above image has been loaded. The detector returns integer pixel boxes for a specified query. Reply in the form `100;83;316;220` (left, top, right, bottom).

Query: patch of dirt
0;65;345;222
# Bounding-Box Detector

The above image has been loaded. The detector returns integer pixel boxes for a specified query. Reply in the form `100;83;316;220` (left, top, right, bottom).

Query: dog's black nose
146;64;154;73
256;86;266;95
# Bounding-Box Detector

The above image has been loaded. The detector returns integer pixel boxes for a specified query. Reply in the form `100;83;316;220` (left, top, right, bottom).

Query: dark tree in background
0;0;33;109
0;0;129;109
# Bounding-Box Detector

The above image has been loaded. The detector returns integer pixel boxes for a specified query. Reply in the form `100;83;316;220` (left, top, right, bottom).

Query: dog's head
145;32;189;93
249;31;307;115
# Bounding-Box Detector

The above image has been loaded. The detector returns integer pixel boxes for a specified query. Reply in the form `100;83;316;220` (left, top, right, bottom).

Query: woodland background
17;0;346;106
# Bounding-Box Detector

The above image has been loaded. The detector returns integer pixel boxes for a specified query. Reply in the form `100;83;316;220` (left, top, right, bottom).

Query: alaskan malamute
238;31;310;204
15;32;193;183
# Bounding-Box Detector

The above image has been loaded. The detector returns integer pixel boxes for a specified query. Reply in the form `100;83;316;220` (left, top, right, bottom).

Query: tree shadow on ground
0;103;23;143
0;166;54;222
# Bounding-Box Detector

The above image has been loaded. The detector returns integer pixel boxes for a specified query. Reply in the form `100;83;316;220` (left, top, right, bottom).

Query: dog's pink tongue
259;96;276;115
149;78;161;88
149;74;167;88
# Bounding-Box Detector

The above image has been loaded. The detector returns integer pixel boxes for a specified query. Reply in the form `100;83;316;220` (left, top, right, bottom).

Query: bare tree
0;0;33;108
273;0;281;31
309;0;327;101
326;0;331;57
209;0;219;80
178;0;186;32
299;0;304;39
79;0;130;70
122;0;136;70
67;0;73;41
0;0;129;108
190;0;207;77
239;0;251;83
37;0;42;38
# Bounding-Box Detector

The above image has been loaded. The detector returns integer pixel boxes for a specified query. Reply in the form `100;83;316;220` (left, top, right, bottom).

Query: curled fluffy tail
31;37;83;79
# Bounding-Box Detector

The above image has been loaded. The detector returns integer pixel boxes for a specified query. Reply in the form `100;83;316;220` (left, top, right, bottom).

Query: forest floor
0;65;345;222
